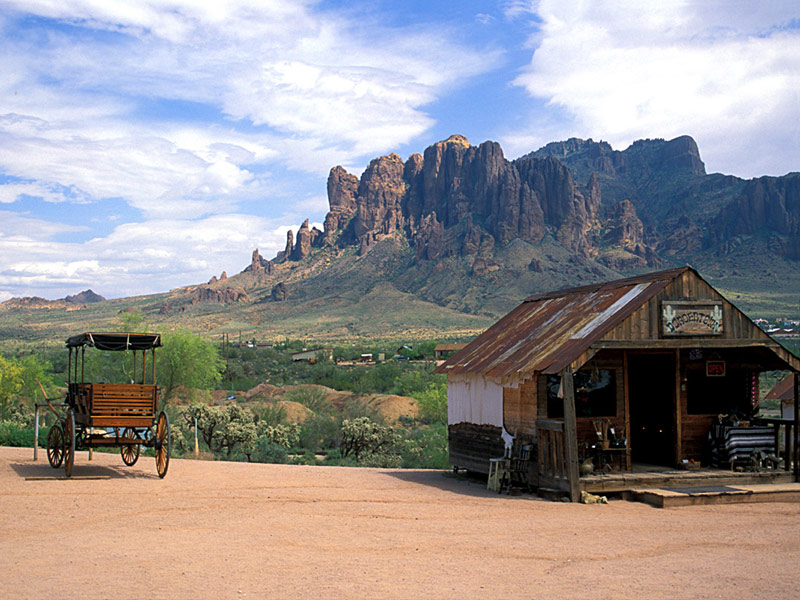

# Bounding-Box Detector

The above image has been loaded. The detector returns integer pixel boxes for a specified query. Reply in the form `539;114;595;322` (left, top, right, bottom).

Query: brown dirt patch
5;445;797;599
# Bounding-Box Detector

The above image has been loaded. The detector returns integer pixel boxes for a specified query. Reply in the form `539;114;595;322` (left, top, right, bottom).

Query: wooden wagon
46;332;171;478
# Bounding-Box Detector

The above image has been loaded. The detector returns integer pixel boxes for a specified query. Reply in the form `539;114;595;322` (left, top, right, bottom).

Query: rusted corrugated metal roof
436;267;690;379
765;374;796;401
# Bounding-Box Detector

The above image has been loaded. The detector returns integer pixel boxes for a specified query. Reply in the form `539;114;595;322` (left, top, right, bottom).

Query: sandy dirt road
2;445;799;599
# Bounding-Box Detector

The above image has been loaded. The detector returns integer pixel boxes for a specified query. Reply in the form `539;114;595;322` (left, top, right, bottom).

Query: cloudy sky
1;0;798;300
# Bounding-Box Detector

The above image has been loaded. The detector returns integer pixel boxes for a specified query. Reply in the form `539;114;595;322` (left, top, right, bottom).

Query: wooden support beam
674;349;682;466
794;373;799;483
562;367;580;502
623;351;631;471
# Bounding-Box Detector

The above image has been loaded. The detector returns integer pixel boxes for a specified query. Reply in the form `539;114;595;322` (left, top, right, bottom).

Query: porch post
674;349;682;466
794;373;799;483
562;366;580;502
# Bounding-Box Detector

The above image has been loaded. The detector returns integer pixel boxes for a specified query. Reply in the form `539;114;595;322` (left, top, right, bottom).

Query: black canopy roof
65;332;162;351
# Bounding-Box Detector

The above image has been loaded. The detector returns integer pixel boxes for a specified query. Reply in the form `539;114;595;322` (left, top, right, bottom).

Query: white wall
447;374;513;448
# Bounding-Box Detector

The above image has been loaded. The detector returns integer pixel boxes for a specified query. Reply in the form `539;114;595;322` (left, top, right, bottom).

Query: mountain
2;135;799;346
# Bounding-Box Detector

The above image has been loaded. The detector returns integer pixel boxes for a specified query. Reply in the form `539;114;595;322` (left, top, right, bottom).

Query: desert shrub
254;402;287;427
284;386;330;414
412;382;447;425
401;423;449;469
0;422;36;447
358;451;402;468
251;439;289;464
180;402;257;458
340;398;385;424
298;413;339;451
340;417;401;462
258;423;300;448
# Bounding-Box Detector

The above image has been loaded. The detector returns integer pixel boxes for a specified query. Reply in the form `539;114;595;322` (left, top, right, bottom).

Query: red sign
706;360;726;377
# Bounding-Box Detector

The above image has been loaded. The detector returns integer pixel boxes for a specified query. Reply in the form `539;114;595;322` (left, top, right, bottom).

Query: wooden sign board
662;300;723;336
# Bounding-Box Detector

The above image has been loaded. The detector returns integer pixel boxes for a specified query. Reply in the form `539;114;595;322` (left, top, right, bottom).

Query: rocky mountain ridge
2;135;798;345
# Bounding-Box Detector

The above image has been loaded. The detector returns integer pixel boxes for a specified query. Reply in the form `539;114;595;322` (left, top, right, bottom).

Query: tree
413;382;448;425
0;354;23;420
118;310;146;333
17;355;57;404
340;417;401;461
180;402;257;458
156;329;224;403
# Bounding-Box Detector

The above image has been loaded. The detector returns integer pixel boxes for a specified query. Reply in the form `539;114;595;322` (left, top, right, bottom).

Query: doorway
628;353;675;466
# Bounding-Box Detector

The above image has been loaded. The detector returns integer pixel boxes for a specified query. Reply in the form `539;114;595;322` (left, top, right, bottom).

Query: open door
628;353;675;467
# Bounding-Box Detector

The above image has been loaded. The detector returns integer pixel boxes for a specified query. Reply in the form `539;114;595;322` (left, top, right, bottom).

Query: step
630;483;800;508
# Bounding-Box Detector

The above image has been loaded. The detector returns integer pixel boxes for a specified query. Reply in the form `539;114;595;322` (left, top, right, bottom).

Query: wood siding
602;271;771;343
503;376;538;436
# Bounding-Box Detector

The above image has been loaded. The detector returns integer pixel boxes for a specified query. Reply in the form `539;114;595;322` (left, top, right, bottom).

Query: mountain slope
2;134;799;348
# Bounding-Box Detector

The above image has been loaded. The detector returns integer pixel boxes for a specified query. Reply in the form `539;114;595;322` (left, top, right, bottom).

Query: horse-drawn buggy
45;332;171;478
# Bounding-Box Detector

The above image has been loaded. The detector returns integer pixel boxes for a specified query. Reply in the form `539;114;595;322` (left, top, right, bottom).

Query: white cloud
0;181;90;204
510;1;800;177
0;211;329;299
0;0;498;223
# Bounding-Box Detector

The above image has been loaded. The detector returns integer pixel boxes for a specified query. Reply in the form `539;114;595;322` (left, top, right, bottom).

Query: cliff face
285;134;654;266
257;134;800;282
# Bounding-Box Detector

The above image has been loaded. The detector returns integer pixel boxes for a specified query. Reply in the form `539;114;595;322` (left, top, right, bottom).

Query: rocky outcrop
606;200;644;249
262;133;799;279
271;282;288;301
292;219;313;260
189;287;248;305
64;289;105;304
304;134;597;262
242;249;274;275
718;174;800;237
323;166;359;245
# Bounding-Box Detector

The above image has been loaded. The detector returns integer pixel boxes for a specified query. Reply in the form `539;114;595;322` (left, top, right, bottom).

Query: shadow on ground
381;468;545;501
8;459;160;480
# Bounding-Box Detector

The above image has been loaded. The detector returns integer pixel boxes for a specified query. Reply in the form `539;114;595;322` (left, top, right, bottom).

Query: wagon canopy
65;332;162;351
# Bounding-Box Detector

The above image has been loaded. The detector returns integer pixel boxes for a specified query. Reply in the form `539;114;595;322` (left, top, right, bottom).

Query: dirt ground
2;445;800;600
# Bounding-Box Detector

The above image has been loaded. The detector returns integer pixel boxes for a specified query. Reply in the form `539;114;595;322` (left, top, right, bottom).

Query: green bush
0;422;37;447
413;382;447;425
340;417;401;462
298;413;339;451
401;423;449;469
284;387;331;413
251;439;289;464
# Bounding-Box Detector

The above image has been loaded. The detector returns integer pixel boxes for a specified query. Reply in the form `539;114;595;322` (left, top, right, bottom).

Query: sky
0;0;798;301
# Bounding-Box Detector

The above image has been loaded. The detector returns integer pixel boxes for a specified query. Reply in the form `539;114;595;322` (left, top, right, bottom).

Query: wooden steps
630;483;800;508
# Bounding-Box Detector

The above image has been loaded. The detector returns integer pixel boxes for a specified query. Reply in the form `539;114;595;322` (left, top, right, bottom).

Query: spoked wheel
64;409;75;478
154;411;170;479
46;423;65;468
120;428;140;466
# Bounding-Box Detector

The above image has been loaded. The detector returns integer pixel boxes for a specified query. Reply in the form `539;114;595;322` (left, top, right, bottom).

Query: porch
581;462;795;495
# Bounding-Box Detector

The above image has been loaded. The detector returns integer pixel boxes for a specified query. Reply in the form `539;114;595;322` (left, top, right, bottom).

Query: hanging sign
661;300;724;336
706;360;726;377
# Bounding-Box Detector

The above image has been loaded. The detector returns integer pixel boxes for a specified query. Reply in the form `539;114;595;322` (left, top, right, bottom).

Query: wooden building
766;373;797;421
434;343;467;360
436;267;800;501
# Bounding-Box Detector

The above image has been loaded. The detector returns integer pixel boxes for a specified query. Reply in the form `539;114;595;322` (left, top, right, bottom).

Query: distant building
290;348;333;363
766;373;797;421
434;343;467;360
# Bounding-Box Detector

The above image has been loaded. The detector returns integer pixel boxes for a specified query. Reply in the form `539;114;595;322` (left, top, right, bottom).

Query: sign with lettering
661;300;724;336
706;360;726;377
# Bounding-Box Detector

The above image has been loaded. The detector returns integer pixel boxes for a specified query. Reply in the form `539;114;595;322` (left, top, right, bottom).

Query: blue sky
0;1;798;300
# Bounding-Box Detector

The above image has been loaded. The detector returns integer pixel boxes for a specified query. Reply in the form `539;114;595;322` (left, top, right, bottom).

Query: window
547;370;617;418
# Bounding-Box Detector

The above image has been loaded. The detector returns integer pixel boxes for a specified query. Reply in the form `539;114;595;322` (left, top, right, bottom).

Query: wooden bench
86;383;158;427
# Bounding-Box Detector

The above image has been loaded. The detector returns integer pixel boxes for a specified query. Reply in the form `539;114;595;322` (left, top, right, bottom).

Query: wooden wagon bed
70;383;158;428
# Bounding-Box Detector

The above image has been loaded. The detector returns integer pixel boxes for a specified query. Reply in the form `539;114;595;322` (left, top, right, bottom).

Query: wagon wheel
120;428;140;466
154;411;170;478
46;423;65;468
64;409;75;478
